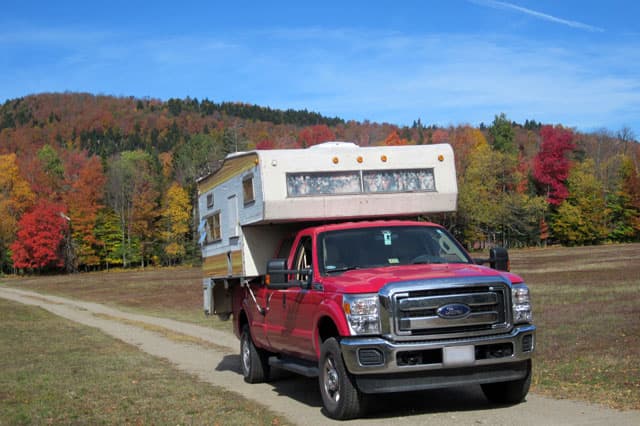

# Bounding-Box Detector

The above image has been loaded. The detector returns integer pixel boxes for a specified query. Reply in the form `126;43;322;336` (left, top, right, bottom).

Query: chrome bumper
340;324;536;375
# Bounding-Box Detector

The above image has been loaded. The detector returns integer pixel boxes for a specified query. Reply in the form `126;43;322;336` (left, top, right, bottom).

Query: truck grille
383;280;511;340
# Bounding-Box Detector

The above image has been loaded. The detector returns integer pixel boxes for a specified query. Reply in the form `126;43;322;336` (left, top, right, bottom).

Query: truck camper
198;142;535;419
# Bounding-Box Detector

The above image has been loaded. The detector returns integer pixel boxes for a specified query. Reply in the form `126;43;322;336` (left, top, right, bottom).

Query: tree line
0;94;638;274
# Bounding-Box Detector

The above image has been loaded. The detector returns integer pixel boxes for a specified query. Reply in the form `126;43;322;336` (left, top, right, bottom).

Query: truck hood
319;263;523;294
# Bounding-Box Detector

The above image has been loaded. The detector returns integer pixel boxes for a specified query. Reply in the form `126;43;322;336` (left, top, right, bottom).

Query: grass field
509;244;640;409
0;298;286;425
2;243;639;411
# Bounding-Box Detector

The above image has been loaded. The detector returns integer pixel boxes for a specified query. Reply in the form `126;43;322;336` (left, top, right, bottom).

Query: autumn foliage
0;154;35;238
11;200;68;271
0;93;638;273
297;124;335;147
382;130;409;146
62;152;106;266
533;125;576;205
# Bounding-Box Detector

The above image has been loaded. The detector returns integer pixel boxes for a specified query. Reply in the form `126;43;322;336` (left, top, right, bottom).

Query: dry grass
509;243;640;410
0;298;287;425
2;244;639;410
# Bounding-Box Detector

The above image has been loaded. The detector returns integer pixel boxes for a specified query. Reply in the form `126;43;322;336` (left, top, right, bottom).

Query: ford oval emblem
437;303;471;319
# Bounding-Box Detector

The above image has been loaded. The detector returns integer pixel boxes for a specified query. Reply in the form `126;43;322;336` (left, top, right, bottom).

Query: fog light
358;348;384;366
522;334;534;352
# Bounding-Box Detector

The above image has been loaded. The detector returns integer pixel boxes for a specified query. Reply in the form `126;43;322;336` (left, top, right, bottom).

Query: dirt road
1;286;638;425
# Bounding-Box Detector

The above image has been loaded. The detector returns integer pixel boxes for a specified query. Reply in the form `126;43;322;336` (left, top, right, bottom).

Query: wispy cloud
470;0;605;32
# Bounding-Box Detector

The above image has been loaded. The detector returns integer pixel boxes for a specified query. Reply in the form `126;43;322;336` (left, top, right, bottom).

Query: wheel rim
323;355;340;403
241;335;251;374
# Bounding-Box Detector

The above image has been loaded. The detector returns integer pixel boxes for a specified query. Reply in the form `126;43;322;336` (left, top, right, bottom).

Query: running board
269;356;319;377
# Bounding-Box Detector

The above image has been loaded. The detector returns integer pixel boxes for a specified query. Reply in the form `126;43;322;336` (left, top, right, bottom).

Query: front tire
240;325;270;383
481;360;532;404
319;337;365;420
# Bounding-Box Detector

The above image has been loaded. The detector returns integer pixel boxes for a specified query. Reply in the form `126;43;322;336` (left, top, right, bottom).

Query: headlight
512;284;533;324
342;294;380;335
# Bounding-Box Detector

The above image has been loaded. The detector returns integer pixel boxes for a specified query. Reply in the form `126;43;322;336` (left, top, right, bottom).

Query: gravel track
2;286;638;425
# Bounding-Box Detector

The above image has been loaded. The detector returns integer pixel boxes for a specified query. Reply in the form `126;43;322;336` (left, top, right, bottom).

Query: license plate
443;345;475;367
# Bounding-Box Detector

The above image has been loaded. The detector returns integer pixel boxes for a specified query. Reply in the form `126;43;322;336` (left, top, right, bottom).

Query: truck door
265;234;320;359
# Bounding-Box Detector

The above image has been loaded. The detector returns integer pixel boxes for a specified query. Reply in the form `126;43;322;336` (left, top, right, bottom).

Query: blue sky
2;0;639;137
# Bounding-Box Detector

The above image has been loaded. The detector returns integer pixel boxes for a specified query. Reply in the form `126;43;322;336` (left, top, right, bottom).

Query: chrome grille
382;279;511;340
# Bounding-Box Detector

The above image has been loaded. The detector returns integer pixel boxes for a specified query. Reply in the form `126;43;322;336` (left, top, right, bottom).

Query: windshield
319;226;471;275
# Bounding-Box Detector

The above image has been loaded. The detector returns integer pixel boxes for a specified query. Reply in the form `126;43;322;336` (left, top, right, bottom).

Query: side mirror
474;247;510;272
489;247;510;272
266;259;312;289
266;258;288;286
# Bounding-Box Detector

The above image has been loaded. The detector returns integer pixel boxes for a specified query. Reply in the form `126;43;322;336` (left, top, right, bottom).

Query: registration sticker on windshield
382;230;392;246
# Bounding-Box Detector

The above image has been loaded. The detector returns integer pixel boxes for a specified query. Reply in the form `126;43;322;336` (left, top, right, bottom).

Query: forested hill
0;93;343;157
0;92;638;273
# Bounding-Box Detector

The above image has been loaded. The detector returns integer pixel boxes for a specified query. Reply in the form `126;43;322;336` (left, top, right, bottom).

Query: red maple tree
533;125;575;205
11;200;69;271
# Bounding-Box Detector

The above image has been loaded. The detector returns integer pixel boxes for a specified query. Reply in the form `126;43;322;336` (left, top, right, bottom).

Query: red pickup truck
227;220;534;419
198;144;534;419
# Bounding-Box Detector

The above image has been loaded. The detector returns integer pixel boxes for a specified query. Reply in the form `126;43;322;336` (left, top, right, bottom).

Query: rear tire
319;337;365;420
240;325;270;383
481;360;532;404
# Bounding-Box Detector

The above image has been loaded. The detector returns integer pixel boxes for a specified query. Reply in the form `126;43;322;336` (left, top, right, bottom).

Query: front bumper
340;324;536;376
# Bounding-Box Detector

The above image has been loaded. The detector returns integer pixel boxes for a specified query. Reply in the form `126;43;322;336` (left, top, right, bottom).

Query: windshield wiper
411;255;446;265
325;265;360;274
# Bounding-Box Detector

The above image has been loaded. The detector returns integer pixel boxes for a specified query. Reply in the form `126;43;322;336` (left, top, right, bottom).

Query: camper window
286;168;436;197
287;171;361;197
205;212;221;243
363;168;435;193
243;175;255;205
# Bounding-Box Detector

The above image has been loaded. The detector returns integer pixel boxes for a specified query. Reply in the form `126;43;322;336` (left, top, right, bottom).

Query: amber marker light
438;154;445;162
381;155;387;162
357;156;363;163
332;156;339;164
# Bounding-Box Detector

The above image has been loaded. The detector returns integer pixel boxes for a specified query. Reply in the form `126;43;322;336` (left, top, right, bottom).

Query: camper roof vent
308;141;359;150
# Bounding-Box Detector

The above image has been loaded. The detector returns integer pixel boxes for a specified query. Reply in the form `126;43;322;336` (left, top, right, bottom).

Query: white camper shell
197;142;457;279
